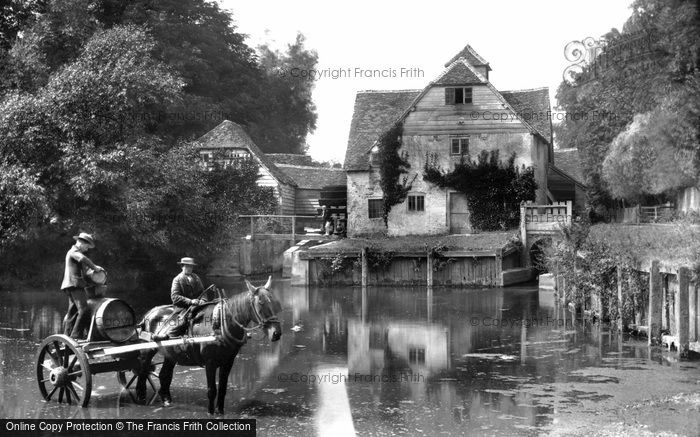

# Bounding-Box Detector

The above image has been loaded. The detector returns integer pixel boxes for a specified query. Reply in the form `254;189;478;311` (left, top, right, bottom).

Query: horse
136;276;282;414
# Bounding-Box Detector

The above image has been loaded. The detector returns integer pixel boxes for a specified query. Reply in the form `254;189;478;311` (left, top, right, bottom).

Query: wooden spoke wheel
117;353;163;405
36;334;92;407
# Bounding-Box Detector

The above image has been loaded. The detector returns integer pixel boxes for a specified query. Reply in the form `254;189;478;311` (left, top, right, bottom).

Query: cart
35;297;216;407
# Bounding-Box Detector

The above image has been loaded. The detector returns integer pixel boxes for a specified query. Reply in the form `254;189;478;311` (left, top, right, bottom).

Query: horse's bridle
216;287;279;346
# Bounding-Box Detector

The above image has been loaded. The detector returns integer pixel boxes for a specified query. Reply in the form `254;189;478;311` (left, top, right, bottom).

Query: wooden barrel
92;298;136;343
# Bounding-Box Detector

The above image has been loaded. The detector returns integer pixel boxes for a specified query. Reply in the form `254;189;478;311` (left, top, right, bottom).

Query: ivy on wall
423;149;537;231
377;122;415;226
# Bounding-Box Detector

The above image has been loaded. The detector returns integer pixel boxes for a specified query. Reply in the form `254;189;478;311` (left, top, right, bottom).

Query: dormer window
445;87;473;105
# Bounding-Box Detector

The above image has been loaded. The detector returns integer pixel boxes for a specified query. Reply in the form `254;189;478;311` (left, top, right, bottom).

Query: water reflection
0;281;697;435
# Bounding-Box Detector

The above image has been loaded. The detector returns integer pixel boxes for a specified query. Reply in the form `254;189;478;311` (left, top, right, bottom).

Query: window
409;347;426;364
445;87;473;105
451;137;469;155
407;194;425;212
368;199;383;219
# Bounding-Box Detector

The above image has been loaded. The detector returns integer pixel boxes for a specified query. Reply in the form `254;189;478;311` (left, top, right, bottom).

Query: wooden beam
361;247;368;288
677;267;690;358
649;260;662;345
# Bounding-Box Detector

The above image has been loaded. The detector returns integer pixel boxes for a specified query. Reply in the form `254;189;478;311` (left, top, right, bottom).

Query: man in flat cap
61;232;105;339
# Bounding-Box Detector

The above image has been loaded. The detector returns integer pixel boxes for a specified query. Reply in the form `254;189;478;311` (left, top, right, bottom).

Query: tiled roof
343;90;421;171
444;44;491;69
266;153;318;167
276;164;347;190
195;120;296;186
434;61;487;85
500;87;552;143
553;148;585;185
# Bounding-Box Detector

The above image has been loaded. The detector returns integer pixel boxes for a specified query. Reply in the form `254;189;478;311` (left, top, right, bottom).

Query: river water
1;278;698;436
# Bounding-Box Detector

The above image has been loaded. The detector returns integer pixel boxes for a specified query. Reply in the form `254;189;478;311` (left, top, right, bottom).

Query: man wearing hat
157;257;206;339
60;232;105;339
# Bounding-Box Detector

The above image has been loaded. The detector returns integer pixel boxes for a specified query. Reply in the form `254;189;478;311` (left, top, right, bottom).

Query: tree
555;0;700;212
2;0;319;153
0;162;47;246
254;33;318;153
0;25;184;219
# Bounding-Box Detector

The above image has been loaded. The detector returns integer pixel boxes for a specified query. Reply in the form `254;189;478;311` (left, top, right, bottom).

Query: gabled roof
276;164;347;190
195;120;297;186
344;78;552;171
501;87;553;144
343;89;421;170
553;148;585;186
445;44;491;69
434;61;487;85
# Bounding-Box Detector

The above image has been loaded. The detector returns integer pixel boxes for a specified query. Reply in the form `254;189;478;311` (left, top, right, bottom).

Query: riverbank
540;349;700;436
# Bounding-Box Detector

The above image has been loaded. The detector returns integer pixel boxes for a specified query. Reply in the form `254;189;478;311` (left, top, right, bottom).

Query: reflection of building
348;320;450;378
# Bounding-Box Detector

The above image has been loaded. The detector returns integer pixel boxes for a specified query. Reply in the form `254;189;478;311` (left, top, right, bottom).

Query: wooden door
449;192;471;234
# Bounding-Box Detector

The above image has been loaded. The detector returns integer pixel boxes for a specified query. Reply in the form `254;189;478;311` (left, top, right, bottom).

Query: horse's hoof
161;395;172;407
215;409;224;416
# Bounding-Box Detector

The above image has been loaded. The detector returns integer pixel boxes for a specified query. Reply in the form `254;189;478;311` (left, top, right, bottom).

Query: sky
221;0;635;164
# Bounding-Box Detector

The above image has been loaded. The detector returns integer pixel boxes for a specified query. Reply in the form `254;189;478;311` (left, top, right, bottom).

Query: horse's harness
214;287;279;347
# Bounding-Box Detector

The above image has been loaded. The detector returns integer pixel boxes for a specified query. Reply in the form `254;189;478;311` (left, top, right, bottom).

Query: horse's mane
226;289;254;324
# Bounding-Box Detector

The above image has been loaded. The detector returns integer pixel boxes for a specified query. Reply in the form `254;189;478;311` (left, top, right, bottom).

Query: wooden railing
520;200;573;233
613;203;675;224
239;214;327;240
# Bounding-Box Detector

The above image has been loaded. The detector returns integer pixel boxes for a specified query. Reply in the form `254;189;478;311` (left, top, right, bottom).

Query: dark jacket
61;245;98;290
170;272;205;308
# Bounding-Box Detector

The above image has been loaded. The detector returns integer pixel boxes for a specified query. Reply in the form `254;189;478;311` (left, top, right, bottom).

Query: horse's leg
205;361;218;415
158;358;176;406
215;356;235;415
135;349;156;401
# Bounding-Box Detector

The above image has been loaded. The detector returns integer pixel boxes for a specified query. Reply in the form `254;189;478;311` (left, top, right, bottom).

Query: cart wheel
117;354;163;405
36;334;92;407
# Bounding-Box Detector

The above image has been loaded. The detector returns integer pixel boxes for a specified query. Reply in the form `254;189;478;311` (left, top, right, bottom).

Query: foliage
603;112;697;201
0;4;299;279
0;0;318;153
555;0;700;214
540;219;700;325
377;122;414;226
0;163;48;246
429;245;454;272
255;33;319;153
423;149;537;231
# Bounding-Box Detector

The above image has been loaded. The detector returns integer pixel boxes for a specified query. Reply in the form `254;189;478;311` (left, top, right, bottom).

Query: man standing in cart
60;232;105;339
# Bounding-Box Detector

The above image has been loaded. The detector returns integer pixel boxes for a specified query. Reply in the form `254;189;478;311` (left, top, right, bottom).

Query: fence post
291;216;296;242
677;267;690;358
649;260;662;345
361;247;368;288
617;266;624;332
250;216;255;239
566;200;572;224
520;202;528;267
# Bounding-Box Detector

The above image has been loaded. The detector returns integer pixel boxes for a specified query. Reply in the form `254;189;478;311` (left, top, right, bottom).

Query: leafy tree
0;162;48;245
555;0;700;213
0;25;183;218
255;33;318;153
